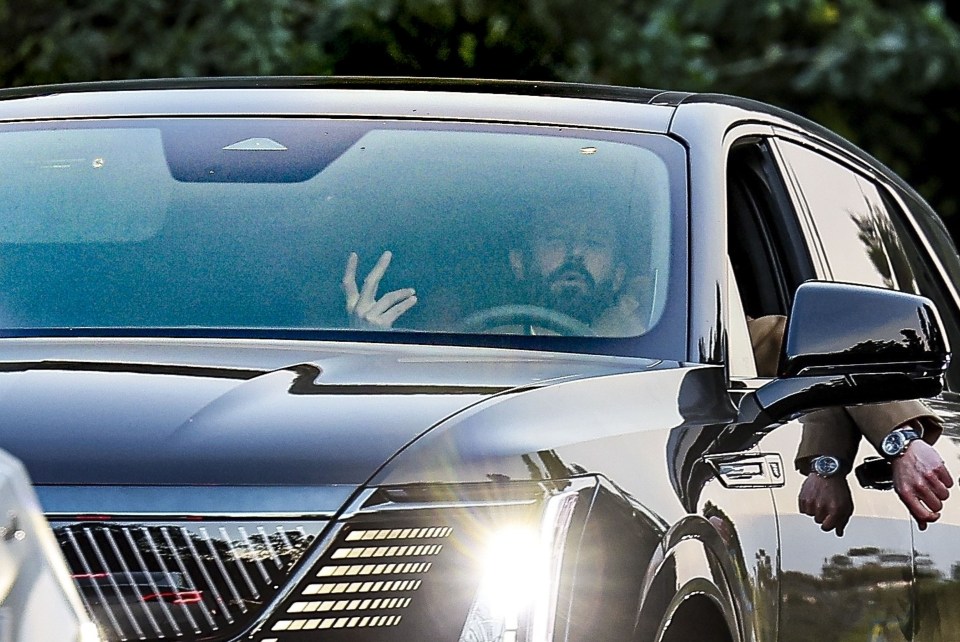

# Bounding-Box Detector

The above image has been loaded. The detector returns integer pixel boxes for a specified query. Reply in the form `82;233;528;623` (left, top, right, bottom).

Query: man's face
510;213;626;322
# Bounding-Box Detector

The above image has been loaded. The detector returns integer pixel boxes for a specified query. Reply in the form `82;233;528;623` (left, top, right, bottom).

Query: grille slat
180;526;234;625
160;527;217;631
238;526;273;585
200;526;247;616
275;526;296;560
55;520;321;642
122;528;181;637
141;527;197;634
66;528;130;640
258;526;284;570
62;533;102;633
219;526;261;600
84;527;146;641
103;527;164;637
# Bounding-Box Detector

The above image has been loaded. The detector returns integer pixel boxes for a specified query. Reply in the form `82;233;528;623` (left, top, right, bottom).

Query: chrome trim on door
704;453;785;488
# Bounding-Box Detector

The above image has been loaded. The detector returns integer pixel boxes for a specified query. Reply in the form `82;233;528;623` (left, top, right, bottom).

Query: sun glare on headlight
484;527;545;613
459;526;542;642
459;489;580;642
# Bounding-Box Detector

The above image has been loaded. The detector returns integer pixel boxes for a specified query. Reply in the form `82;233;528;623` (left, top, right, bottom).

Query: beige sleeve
793;402;942;471
795;407;862;470
845;400;943;451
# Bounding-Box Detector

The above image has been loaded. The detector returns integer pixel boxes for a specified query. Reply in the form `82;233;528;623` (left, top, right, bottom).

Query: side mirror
738;281;950;425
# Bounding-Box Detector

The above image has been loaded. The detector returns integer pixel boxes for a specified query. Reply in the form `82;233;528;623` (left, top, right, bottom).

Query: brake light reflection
71;570;204;605
140;591;203;605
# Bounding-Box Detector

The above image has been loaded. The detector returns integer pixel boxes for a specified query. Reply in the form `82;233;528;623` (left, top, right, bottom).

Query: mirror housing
738;281;950;425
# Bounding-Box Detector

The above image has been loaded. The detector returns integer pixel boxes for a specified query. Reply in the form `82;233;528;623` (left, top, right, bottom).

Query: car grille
53;520;325;642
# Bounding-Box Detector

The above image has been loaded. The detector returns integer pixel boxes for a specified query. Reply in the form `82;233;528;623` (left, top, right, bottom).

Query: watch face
882;431;906;457
812;456;840;477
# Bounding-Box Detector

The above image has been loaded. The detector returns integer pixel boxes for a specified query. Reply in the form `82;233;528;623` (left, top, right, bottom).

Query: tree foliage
2;0;960;237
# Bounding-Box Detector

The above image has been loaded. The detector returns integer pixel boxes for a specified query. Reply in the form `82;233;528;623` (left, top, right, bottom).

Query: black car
0;77;959;642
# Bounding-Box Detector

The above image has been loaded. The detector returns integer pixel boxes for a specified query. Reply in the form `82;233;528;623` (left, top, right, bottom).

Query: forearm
795;407;861;471
846;400;942;452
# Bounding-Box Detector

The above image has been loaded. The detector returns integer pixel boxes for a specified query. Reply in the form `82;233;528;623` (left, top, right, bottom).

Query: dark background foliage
3;0;959;242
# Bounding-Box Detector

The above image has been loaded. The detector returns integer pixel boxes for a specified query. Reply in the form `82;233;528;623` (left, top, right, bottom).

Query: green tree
0;0;324;83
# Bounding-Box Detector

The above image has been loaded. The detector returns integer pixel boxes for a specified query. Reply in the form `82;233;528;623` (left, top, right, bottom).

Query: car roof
0;75;847;141
0;76;686;132
0;76;680;103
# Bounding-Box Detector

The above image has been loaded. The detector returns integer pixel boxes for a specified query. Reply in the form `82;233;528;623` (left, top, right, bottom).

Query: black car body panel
0;339;665;486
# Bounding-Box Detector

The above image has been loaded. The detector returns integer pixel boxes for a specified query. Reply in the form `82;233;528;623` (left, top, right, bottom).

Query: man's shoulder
747;314;787;377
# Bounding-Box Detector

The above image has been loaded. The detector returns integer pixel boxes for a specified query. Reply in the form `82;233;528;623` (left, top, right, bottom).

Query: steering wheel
459;304;595;336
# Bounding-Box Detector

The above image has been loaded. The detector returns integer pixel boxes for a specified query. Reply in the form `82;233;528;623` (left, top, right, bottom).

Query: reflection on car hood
0;338;663;486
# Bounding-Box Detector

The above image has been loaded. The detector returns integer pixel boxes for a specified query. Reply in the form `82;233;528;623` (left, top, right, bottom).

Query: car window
0;119;688;357
726;140;815;378
899;187;960;294
779;138;960;389
874;187;960;390
726;255;757;379
777;139;910;290
856;178;921;293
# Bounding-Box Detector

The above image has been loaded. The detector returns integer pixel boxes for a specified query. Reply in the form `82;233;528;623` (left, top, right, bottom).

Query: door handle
705;453;786;488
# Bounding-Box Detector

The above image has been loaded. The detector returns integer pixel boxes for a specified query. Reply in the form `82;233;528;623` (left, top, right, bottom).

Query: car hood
0;338;665;487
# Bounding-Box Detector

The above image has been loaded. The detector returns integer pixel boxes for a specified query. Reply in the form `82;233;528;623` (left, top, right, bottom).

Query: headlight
252;479;593;642
460;489;580;642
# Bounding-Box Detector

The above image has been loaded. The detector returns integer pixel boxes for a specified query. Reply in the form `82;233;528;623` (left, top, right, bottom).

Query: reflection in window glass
880;187;960;390
779;140;901;290
857;177;919;294
0;129;170;243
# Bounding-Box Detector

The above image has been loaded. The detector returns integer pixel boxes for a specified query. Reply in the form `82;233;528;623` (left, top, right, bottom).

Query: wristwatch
809;455;843;478
880;426;922;459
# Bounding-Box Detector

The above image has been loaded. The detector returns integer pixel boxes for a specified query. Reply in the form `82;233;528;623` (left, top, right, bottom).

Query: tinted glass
878;187;960;390
898;187;960;299
0;119;686;356
781;139;960;387
779;140;908;290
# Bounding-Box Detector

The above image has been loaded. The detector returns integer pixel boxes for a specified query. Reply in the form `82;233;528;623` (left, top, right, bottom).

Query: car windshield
0;118;687;356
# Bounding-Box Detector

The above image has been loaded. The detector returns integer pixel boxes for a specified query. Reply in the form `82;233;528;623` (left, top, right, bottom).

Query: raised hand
342;251;417;329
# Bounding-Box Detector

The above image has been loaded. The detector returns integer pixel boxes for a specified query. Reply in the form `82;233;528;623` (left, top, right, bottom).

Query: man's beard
522;260;618;324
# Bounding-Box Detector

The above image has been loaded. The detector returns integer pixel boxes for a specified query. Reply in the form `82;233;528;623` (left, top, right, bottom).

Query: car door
776;133;960;641
774;132;960;640
725;135;917;642
884;187;960;641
